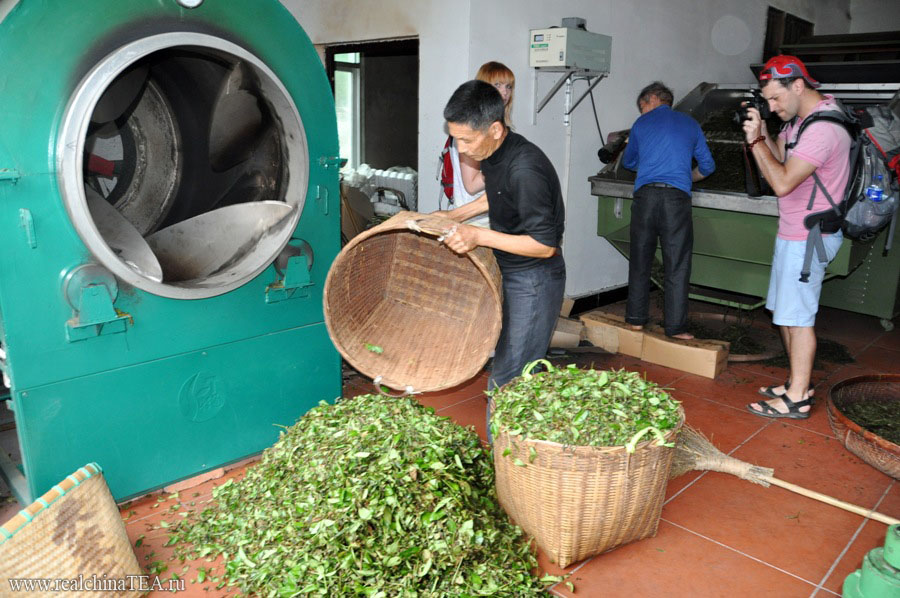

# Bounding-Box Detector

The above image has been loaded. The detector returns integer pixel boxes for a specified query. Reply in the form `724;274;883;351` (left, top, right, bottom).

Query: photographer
743;55;851;420
622;82;715;340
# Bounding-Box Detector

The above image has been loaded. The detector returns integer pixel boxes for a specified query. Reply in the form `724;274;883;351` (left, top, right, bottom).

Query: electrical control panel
529;27;611;73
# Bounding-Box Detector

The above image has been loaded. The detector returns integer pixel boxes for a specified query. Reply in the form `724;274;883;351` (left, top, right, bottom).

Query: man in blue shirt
622;81;715;339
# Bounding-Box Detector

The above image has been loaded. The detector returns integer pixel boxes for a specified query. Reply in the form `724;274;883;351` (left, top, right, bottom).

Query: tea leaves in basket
489;362;681;447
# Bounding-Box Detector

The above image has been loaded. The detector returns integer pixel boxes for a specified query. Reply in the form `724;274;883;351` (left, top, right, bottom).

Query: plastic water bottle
865;174;885;202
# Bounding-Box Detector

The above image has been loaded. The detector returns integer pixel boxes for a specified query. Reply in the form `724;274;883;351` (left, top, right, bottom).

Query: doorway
326;39;419;170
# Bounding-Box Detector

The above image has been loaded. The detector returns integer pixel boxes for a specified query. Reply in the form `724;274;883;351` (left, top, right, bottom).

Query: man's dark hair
443;80;505;130
636;81;674;109
761;76;808;90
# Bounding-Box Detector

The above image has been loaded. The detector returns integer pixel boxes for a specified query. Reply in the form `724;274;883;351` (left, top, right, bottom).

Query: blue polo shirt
622;105;715;195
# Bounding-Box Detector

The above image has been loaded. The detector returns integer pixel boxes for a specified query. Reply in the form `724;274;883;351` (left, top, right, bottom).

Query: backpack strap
799;151;851;284
437;135;455;207
799;221;830;283
785;109;859;152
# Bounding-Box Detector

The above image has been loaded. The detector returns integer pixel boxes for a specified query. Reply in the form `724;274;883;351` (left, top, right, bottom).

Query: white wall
282;0;473;218
281;0;862;296
849;0;900;33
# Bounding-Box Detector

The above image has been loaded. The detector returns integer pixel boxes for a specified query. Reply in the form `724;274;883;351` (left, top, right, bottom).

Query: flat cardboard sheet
578;310;644;358
550;316;584;348
641;331;729;379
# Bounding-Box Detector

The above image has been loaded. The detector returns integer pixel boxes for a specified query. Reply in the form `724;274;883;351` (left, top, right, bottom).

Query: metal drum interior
58;33;309;299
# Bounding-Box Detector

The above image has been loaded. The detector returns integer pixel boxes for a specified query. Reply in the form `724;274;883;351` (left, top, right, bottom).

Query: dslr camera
733;88;771;126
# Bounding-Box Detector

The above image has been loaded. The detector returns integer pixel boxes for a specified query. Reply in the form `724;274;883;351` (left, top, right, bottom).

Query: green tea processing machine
590;82;900;330
0;0;341;502
843;524;900;598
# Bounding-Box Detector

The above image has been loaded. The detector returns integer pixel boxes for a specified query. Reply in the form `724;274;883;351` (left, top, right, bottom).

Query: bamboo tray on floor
0;463;143;597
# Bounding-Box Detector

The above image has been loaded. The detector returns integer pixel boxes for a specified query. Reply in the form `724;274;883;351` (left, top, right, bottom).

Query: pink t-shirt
776;95;852;240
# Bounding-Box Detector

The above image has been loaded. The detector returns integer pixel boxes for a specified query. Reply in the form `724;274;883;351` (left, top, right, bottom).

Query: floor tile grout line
660;518;839;595
664;470;710;505
808;480;896;598
547;555;599;593
434;394;485;413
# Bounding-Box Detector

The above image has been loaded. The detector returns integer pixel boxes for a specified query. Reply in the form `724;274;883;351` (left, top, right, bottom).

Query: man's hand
742;105;764;144
442;223;480;255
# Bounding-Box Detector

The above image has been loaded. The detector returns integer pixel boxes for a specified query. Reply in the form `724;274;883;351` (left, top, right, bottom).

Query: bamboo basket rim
324;212;502;322
0;462;103;545
826;374;900;454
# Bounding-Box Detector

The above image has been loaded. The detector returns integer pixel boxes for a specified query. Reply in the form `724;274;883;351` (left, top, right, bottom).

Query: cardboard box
578;310;644;357
550;316;584;348
641;331;729;379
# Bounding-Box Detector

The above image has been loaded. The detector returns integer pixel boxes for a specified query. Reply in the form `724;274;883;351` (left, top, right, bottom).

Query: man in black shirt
439;80;566;398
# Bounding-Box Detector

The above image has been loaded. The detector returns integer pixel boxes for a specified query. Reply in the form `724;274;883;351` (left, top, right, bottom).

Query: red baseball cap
758;55;820;88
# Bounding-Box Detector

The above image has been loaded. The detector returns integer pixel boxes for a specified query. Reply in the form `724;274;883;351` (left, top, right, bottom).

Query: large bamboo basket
492;406;684;568
324;211;502;392
827;374;900;480
0;463;143;597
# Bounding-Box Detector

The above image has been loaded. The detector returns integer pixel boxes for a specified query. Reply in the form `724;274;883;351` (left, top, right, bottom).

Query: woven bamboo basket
492;405;684;568
826;374;900;480
324;211;502;392
0;463;143;597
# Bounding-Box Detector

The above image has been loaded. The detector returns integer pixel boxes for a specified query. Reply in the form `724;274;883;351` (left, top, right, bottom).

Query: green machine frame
591;179;900;328
0;0;342;502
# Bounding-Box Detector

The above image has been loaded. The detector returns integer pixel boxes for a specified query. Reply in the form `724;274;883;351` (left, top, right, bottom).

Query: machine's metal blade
208;61;264;172
86;187;164;282
91;64;149;124
146;201;295;283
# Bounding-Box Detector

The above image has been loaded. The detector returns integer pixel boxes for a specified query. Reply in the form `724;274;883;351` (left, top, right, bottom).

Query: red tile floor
2;304;897;597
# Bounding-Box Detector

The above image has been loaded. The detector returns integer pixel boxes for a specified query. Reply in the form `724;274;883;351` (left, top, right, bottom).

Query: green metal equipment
0;0;341;502
843;524;900;598
590;83;900;329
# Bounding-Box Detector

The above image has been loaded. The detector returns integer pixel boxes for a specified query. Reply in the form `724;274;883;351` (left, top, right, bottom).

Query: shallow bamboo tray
827;374;900;480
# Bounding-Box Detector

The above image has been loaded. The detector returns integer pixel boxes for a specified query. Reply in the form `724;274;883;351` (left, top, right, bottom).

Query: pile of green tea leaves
169;394;558;597
489;362;681;447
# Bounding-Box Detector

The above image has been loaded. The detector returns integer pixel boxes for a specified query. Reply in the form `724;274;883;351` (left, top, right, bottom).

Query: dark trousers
487;254;566;441
489;254;566;389
625;185;693;337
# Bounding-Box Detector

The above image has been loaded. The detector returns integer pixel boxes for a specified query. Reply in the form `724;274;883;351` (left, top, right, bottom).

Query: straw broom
670;426;899;526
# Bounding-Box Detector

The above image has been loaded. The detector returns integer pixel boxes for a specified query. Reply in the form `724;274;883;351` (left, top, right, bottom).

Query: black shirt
481;132;565;271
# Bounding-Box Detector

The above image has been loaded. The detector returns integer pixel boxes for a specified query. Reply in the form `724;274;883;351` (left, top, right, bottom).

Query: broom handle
765;476;899;525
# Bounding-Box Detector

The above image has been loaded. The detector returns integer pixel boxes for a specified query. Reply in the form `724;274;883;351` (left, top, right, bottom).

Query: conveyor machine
0;0;341;502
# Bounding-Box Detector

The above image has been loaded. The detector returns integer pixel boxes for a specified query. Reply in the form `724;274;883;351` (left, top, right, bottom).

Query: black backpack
785;98;900;282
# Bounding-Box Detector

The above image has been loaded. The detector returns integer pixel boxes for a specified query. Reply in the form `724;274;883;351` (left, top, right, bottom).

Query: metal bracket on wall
534;69;606;126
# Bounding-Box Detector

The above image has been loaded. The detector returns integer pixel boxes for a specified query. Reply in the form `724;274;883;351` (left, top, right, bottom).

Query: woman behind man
441;61;515;220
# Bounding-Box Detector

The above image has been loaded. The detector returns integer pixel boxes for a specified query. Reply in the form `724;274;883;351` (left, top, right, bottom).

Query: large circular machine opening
59;33;308;299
